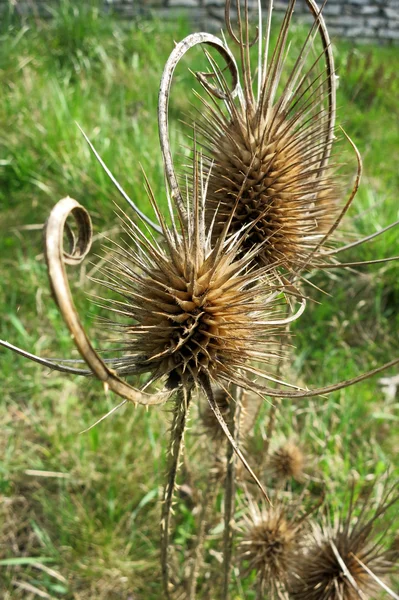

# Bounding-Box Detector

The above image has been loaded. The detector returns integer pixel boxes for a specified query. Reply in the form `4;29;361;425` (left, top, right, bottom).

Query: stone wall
1;0;399;43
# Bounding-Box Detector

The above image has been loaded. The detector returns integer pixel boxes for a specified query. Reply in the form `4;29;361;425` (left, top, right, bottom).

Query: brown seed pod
289;480;399;600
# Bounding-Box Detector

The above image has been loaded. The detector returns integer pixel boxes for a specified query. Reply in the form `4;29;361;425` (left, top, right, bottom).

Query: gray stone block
347;0;367;5
378;26;399;36
367;16;388;25
346;25;376;35
383;6;399;18
169;0;200;6
359;5;380;14
327;15;364;26
321;4;342;15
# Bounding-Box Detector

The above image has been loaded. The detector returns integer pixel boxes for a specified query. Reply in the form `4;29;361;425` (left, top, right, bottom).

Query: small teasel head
289;478;399;600
268;441;306;483
238;493;310;598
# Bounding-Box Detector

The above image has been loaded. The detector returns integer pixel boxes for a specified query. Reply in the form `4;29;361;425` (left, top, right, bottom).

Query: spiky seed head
193;0;346;274
268;441;305;482
289;481;399;600
96;160;288;396
203;113;340;270
238;497;305;597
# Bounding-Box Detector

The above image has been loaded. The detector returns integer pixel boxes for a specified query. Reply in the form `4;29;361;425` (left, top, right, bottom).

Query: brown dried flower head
97;170;290;394
188;0;360;275
268;441;305;483
289;480;399;600
238;496;307;598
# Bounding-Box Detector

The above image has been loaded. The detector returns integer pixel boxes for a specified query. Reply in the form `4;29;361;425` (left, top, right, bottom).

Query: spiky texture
289;482;399;600
194;0;345;274
94;162;291;396
268;441;305;482
238;497;306;598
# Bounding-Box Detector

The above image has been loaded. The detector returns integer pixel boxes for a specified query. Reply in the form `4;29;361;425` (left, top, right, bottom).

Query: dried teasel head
289;479;399;600
95;179;293;396
190;0;349;275
157;0;399;287
238;493;312;598
268;441;306;483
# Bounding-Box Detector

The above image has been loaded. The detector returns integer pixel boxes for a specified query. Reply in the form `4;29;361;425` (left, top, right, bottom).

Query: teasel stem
42;197;166;405
262;307;288;463
161;387;192;599
187;475;218;599
222;384;243;600
255;577;266;600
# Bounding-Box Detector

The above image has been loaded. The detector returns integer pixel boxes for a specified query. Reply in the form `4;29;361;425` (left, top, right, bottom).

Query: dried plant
238;493;312;600
1;0;399;598
289;480;399;600
268;441;306;484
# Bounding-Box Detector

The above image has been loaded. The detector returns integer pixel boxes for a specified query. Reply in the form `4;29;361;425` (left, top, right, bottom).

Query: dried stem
158;33;239;219
262;319;288;461
187;475;218;599
222;385;243;599
161;388;191;599
255;577;266;600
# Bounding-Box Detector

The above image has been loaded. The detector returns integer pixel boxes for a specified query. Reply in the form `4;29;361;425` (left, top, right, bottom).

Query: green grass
0;4;398;599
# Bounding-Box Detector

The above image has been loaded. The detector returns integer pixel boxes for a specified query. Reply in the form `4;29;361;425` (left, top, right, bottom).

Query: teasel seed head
98;202;287;393
189;0;356;275
289;479;399;600
238;495;308;598
268;441;305;483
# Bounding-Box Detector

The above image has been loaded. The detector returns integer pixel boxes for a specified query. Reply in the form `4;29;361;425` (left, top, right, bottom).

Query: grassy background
0;3;398;599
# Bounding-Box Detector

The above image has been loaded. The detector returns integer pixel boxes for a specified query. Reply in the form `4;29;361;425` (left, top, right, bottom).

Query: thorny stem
161;387;191;600
222;385;243;600
262;313;288;462
187;475;218;599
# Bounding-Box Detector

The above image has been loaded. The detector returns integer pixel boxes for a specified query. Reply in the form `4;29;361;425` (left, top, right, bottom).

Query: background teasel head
181;0;360;275
268;440;306;483
289;479;399;600
237;493;311;598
